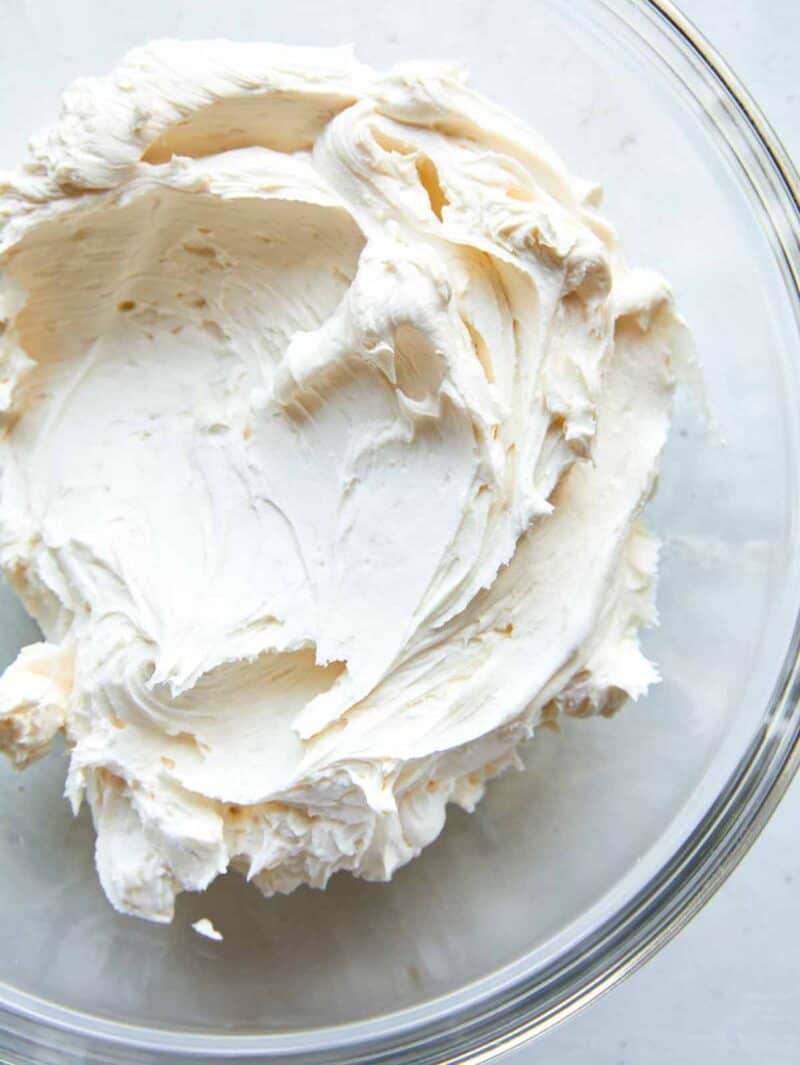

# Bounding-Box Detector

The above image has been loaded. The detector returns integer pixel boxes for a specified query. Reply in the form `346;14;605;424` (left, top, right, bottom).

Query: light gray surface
0;1;795;1060
505;2;800;1062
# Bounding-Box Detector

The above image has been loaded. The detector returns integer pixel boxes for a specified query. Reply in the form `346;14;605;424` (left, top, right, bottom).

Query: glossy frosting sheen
0;41;688;921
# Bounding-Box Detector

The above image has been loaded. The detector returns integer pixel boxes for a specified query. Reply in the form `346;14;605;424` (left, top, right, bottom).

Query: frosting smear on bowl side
0;41;689;921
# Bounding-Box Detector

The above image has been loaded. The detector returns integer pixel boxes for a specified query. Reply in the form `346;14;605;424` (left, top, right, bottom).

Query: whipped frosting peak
0;41;686;921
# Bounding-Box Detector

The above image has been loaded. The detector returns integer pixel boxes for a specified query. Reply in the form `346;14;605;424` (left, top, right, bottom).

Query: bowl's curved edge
1;3;799;1063
454;1;800;1059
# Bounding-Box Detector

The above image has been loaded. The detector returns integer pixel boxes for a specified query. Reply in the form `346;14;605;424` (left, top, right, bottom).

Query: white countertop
505;2;800;1061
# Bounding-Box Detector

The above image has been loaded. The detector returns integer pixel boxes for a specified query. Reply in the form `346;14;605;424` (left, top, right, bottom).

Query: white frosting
192;917;223;942
0;41;689;922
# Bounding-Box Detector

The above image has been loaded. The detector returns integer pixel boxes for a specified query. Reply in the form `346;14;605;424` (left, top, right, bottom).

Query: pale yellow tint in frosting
0;41;688;922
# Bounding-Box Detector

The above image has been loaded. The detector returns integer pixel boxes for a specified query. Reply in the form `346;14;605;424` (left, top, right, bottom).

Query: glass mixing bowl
1;1;798;1062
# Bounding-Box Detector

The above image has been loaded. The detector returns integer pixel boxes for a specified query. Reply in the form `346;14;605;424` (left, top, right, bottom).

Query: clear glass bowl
1;1;798;1062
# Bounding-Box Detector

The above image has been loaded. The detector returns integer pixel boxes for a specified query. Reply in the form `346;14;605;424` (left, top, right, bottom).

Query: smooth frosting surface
0;41;688;921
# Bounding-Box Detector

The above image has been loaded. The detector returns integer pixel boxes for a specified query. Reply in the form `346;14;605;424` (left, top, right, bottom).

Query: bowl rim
1;1;799;1062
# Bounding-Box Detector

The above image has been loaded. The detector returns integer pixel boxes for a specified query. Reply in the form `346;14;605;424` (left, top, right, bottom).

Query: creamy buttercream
0;41;689;922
